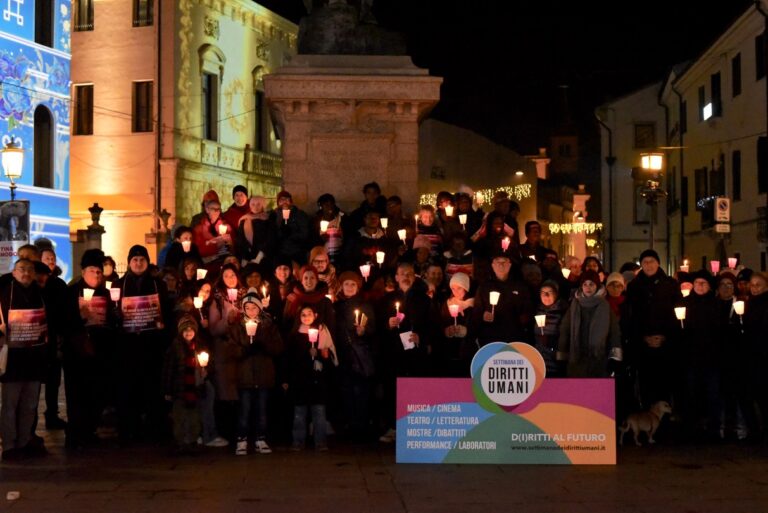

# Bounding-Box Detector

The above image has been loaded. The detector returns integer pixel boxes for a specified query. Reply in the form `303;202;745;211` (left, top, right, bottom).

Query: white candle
501;237;510;251
325;294;333;302
448;303;460;327
83;288;95;301
562;268;571;279
733;300;745;317
710;260;720;274
196;351;209;368
218;224;227;235
197;268;208;280
246;320;258;337
282;209;290;224
105;281;112;290
182;240;191;253
675;306;686;328
679;265;690;273
489;291;500;314
681;288;690;297
380;217;388;229
535;314;547;335
376;251;385;265
728;257;738;269
320;220;329;233
354;309;360;326
359;264;371;281
261;285;268;298
308;328;319;344
459;214;467;227
193;296;203;309
395;301;400;315
227;288;238;302
445;205;454;217
109;288;121;302
414;214;419;226
397;229;407;242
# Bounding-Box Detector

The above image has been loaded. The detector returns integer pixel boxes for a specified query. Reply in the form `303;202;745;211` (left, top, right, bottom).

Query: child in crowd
283;305;338;451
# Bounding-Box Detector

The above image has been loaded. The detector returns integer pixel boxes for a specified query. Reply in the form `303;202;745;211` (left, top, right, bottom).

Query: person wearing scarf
235;195;275;268
557;270;622;378
114;244;171;444
533;280;568;377
223;185;252;229
192;199;234;275
282;265;335;334
309;246;340;301
436;272;475;377
313;193;345;266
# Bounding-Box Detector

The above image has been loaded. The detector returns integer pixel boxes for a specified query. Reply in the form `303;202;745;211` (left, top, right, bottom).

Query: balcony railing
199;140;282;180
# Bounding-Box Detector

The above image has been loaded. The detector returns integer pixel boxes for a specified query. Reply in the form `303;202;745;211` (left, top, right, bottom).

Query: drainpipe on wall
595;113;616;270
672;84;686;263
657;85;671;271
155;1;163;233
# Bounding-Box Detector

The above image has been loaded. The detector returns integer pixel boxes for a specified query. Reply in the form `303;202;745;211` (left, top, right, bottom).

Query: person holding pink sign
283;305;338;451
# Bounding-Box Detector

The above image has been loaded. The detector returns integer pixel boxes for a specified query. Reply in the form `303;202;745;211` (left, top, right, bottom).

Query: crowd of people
0;181;767;460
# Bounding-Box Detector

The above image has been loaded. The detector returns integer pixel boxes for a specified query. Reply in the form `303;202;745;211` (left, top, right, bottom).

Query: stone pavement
2;426;768;513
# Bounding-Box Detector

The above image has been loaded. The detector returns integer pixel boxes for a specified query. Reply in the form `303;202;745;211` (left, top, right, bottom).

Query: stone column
264;55;441;213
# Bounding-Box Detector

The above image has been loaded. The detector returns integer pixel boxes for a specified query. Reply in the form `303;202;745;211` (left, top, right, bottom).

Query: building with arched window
70;0;296;264
0;0;72;278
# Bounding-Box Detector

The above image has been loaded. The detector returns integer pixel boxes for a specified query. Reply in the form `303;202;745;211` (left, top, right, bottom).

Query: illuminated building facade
70;0;296;264
0;0;72;278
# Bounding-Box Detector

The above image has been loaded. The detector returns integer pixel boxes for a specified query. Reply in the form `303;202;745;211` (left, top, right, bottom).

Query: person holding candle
234;195;275;269
470;252;527;346
677;269;724;441
520;221;549;263
309;246;340;301
735;268;753;301
312;193;345;266
113;245;171;444
61;249;117;449
283;305;338;451
347;182;388;234
744;272;768;441
343;210;394;280
435;272;475;377
162;315;207;453
206;263;246;443
556;270;622;378
375;262;436;442
176;256;203;305
227;289;283;455
192;199;234;276
532;280;567;377
334;271;376;439
282;266;336;335
443;231;474;281
455;192;483;239
163;226;201;273
581;256;607;285
624;248;682;413
271;190;311;266
415;205;444;256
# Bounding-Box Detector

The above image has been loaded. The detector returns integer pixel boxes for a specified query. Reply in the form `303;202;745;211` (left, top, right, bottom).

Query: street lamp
2;136;24;200
638;152;666;250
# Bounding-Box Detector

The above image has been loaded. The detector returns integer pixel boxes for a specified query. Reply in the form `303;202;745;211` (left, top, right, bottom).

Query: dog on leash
619;401;672;446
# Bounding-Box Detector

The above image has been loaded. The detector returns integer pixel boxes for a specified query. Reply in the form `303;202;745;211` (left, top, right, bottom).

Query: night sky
260;0;756;156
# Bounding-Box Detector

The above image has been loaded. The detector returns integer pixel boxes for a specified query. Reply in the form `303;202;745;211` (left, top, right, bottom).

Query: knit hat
81;248;105;270
274;255;294;269
242;287;263;310
449;272;470;293
540;279;560;295
736;268;753;283
202;189;219;204
233;185;248;198
579;269;601;286
127;244;150;262
413;235;432;251
716;271;737;288
639;249;660;264
33;260;51;276
690;268;715;288
177;315;198;335
276;190;292;202
606;272;625;287
338;270;363;290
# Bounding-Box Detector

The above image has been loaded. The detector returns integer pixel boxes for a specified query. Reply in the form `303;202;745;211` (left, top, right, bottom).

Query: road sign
715;197;731;222
715;223;731;233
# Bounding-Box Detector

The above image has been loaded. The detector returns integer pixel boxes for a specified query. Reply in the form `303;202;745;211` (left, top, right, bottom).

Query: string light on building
419;184;532;207
549;222;604;235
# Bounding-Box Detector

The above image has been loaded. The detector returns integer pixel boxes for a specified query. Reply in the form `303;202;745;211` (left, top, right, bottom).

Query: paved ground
2;424;768;513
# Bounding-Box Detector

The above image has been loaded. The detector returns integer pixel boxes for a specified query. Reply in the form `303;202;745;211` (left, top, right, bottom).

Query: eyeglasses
719;282;734;288
540;291;553;296
312;259;328;265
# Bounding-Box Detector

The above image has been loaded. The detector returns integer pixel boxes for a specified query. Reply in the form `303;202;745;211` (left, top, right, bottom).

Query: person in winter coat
533;280;568;377
228;289;283;455
271;190;311;266
282;265;335;334
334;271;376;439
283;305;338;450
312;193;346;266
435;272;475;377
744;272;768;440
557;270;622;378
235;195;275;268
192;199;234;276
223;185;251;229
164;226;202;273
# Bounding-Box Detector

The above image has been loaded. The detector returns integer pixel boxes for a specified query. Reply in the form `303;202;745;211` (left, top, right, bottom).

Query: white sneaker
378;428;396;443
235;438;248;456
205;437;229;448
254;439;272;454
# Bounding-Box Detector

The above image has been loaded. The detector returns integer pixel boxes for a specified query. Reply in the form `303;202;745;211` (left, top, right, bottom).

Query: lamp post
1;137;24;201
639;152;666;250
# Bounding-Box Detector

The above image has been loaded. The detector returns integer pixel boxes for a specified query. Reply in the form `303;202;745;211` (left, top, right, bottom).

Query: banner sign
7;308;47;347
396;342;616;464
121;294;163;333
0;200;30;274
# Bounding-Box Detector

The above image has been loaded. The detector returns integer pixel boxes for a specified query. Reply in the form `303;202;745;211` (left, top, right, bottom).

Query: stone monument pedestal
264;55;441;213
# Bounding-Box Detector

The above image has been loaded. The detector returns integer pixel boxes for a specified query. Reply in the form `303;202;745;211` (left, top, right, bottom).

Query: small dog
619;401;672;446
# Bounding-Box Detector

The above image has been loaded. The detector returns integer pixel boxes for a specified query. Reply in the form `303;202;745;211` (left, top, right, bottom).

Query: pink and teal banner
396;342;616;464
